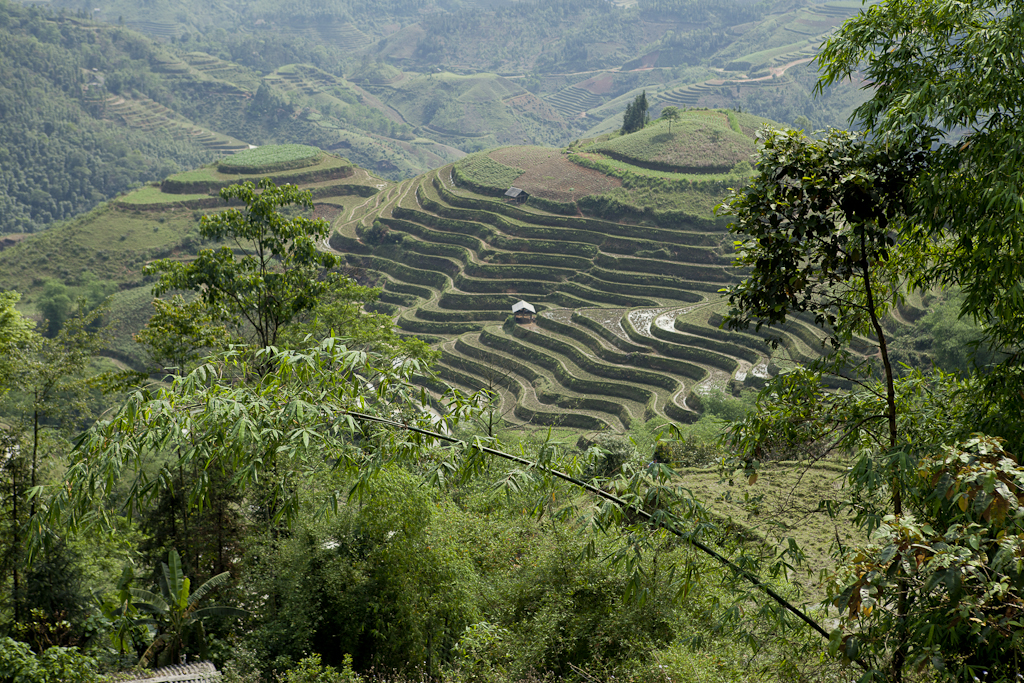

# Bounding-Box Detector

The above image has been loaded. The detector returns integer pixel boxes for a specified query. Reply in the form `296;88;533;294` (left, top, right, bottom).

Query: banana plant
100;565;148;658
130;549;247;668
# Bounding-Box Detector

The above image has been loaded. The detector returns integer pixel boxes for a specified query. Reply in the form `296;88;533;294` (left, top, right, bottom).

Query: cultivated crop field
726;40;811;71
572;152;742;182
334;127;838;431
453;153;525;192
217;144;323;174
161;149;352;194
488;146;622;201
114;185;212;207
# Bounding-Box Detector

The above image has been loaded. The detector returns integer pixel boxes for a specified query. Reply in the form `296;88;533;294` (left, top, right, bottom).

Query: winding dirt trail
707;56;815;86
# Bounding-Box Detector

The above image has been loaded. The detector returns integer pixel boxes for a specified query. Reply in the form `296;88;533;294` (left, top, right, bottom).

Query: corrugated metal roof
117;662;220;683
512;300;536;313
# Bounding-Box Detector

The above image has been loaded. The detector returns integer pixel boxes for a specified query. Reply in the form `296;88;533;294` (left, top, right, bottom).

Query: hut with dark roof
504;187;529;203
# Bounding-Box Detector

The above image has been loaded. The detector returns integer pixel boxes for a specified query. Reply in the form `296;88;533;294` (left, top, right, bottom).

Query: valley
0;0;873;237
1;108;847;431
2;0;1017;681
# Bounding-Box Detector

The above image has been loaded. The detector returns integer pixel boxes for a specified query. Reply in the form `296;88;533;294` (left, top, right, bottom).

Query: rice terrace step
334;114;856;430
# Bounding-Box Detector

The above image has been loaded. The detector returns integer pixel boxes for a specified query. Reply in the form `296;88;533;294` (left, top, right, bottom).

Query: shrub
282;654;361;683
0;638;98;683
240;469;480;679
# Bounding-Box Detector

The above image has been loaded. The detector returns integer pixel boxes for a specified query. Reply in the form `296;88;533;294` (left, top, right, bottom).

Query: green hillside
0;2;456;235
0;2;216;234
326;116;849;431
0;145;383;367
0;117;842;426
375;72;570;150
585;110;756;173
0;0;877;237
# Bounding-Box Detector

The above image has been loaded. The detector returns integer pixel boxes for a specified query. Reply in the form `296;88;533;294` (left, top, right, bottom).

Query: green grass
575;153;744;182
591;184;731;216
165;167;221;184
681;457;860;597
162;153;353;193
585;114;756;174
218;144;323;174
453;153;525;191
0;205;203;323
117;185;211;205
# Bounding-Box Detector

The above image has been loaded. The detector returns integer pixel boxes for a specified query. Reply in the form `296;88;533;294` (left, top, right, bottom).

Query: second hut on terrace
504;187;529;203
512;300;536;323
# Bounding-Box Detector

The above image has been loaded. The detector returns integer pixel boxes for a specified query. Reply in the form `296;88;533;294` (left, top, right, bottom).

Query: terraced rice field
103;94;249;154
333;162;833;432
544;86;605;119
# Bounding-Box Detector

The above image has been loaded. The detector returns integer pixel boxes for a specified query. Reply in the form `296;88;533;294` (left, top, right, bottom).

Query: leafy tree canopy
717;0;1024;680
145;179;341;352
659;105;681;134
817;0;1024;358
0;291;34;389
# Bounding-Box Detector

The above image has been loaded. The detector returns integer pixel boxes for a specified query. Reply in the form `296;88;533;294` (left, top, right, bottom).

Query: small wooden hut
512;300;536;324
504;187;529;203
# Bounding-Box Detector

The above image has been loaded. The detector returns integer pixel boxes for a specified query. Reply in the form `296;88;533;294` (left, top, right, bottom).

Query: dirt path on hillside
329;169;389;225
707;56;815;85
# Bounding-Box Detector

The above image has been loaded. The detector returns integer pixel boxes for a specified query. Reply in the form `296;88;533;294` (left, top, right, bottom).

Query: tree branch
340;408;866;667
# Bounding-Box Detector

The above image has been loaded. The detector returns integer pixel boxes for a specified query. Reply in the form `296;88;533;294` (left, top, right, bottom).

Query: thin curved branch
341;408;867;669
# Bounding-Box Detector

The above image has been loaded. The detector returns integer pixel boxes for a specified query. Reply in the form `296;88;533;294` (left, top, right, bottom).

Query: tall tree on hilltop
620;91;650;134
660;105;681;133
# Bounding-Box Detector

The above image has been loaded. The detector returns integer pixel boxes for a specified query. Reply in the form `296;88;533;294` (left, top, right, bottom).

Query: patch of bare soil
577;73;615;95
488;148;621;203
313;205;342;222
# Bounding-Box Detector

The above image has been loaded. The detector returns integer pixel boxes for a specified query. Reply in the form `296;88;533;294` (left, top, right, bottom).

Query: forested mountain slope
1;0;872;236
0;2;463;235
0;2;214;234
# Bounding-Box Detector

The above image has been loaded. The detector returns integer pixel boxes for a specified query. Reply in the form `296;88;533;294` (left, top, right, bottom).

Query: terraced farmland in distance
333;145;833;432
0;144;385;369
101;94;250;155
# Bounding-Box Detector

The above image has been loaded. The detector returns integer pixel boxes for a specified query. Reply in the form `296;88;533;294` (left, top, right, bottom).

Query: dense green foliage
0;1;211;234
130;549;246;668
146;179;340;351
716;1;1024;678
619;91;650;135
9;0;1024;681
0;637;98;683
818;0;1024;415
